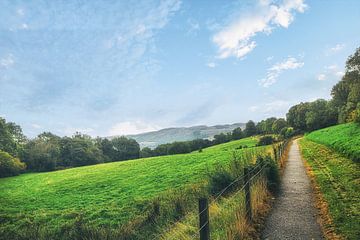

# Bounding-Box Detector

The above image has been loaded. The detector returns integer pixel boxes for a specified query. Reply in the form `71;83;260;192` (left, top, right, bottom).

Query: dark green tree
244;120;257;137
231;127;244;140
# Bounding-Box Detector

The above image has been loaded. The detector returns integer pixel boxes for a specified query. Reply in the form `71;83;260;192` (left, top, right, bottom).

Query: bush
0;150;26;178
262;155;280;194
208;170;235;196
257;136;275;146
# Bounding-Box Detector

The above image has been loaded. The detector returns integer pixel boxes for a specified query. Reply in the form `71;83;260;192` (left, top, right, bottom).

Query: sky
1;0;360;138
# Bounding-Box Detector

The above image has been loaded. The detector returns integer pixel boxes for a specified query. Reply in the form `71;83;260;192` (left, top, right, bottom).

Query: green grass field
306;122;360;162
300;125;360;239
0;137;263;238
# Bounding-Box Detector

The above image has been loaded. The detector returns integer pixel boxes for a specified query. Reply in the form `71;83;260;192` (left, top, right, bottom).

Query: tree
110;136;140;161
60;134;105;167
272;118;288;134
140;147;153;158
167;142;191;155
23;134;61;171
213;133;229;144
331;47;360;123
244;120;257;137
286;102;310;131
0;117;26;157
153;143;170;156
231;127;243;140
0;150;26;178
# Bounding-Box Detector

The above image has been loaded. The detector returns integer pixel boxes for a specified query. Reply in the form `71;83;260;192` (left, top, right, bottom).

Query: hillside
300;123;360;239
112;123;245;148
0;137;263;239
305;123;360;162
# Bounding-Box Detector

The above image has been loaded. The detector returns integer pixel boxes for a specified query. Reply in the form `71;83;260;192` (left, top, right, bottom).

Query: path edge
297;138;344;240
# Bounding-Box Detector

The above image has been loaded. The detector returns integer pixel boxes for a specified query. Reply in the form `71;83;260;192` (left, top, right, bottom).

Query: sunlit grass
300;137;360;239
0;137;263;238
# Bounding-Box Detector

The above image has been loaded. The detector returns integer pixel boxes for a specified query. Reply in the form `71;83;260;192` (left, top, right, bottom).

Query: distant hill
111;123;245;148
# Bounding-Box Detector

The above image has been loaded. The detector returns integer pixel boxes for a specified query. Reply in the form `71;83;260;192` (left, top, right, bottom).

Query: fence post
199;198;210;240
273;147;277;161
244;167;252;222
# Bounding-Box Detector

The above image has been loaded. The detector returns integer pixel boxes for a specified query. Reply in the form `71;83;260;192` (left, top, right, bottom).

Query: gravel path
261;139;323;240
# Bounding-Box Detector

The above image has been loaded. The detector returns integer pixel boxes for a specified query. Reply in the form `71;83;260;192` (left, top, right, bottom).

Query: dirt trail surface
261;139;323;240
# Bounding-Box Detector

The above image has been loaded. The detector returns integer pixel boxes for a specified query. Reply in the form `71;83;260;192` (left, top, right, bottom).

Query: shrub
257;136;275;146
208;170;235;196
0;150;26;178
262;155;280;194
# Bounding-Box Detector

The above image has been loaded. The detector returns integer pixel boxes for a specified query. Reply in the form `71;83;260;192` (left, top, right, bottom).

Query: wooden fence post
273;147;277;161
199;198;210;240
244;167;252;222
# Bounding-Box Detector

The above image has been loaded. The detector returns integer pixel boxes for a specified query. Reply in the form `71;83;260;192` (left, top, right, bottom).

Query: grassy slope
300;126;360;239
305;123;360;162
0;137;260;233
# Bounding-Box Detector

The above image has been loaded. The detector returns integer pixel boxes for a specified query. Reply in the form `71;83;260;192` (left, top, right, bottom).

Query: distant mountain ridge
110;123;245;149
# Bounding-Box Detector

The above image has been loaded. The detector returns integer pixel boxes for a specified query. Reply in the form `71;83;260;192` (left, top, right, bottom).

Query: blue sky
1;0;359;137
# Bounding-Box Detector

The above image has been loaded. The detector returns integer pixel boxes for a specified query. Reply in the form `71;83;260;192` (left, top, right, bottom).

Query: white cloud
20;23;28;29
207;62;217;68
31;124;42;129
335;71;344;77
248;100;291;114
259;57;304;87
330;43;345;53
264;100;290;113
317;74;326;81
17;8;25;16
266;56;274;62
317;64;345;81
108;120;160;136
213;0;307;59
0;54;15;68
249;106;260;112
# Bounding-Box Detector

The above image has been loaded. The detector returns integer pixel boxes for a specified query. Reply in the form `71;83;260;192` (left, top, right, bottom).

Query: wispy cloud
317;64;344;81
259;57;304;87
207;62;216;68
248;100;291;115
108;120;160;136
330;43;345;53
213;0;307;59
317;73;326;81
0;54;15;68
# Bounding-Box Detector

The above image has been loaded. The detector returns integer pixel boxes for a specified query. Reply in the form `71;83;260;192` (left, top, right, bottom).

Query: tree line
1;47;359;178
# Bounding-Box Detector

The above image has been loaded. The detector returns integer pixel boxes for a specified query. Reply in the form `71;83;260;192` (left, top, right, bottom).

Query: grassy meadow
0;137;271;239
305;123;360;162
300;125;360;239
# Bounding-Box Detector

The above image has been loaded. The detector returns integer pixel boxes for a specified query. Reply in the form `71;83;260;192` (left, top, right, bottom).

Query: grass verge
299;138;360;240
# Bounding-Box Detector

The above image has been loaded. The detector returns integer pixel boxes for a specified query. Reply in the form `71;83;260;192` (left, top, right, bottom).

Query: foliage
300;138;360;239
139;147;153;158
256;117;277;134
167;141;191;155
286;99;337;132
262;155;280;194
22;132;61;171
0;117;26;157
231;127;244;140
271;118;288;134
208;170;235;196
306;123;360;162
0;150;26;177
0;137;261;239
331;47;360;123
257;136;275;146
244;120;257;137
